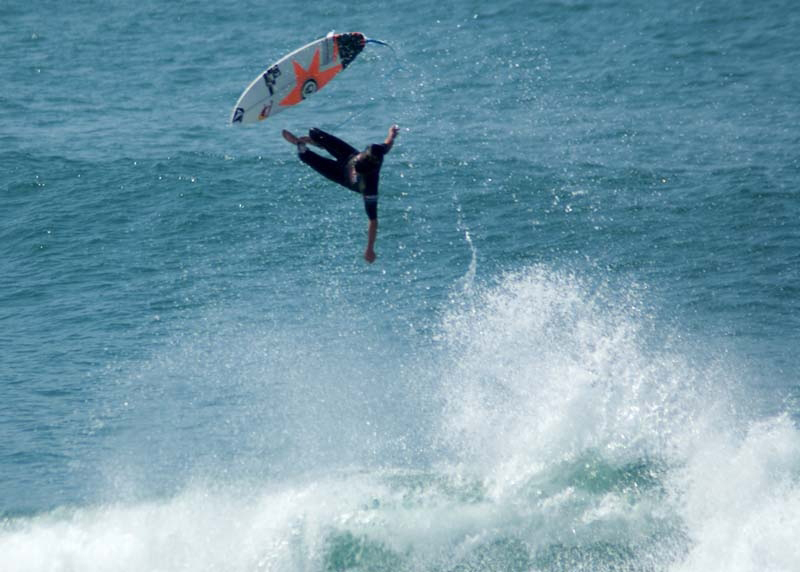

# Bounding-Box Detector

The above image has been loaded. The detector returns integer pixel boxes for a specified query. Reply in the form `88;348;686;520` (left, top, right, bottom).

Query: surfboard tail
336;33;367;69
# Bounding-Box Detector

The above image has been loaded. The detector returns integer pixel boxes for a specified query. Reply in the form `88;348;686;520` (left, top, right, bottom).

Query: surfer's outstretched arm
384;124;400;152
364;219;378;264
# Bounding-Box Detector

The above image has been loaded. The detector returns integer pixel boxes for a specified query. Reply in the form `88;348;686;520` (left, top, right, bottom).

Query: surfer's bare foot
282;130;300;144
282;130;313;146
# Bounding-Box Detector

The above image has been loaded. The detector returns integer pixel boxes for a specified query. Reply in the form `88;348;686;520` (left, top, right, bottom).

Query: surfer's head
355;145;385;173
367;144;386;159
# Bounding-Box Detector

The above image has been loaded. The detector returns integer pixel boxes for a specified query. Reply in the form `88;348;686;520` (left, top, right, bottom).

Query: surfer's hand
364;248;376;264
385;125;399;150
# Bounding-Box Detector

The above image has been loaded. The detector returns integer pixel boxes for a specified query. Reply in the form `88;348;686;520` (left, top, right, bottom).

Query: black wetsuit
299;128;386;221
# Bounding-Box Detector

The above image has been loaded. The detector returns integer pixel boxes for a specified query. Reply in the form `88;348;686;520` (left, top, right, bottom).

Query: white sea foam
435;265;800;571
2;266;798;572
673;415;800;572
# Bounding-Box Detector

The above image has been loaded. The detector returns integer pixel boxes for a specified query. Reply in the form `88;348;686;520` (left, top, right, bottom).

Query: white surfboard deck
231;32;367;125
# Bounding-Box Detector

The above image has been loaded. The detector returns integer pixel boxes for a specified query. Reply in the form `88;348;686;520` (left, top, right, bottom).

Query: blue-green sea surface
2;1;799;570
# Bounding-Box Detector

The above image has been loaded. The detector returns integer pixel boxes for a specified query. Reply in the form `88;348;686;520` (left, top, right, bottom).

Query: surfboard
230;32;367;125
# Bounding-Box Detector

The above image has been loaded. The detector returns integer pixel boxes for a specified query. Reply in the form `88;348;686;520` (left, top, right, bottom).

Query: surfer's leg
299;148;352;189
309;128;358;162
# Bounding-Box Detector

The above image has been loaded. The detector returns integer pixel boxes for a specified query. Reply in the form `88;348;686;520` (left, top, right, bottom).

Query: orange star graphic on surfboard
280;46;342;107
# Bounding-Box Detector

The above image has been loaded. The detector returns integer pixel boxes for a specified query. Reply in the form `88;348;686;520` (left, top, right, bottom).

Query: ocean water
2;0;800;570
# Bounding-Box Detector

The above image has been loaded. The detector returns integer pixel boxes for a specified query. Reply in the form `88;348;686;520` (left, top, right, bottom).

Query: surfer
282;125;400;263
